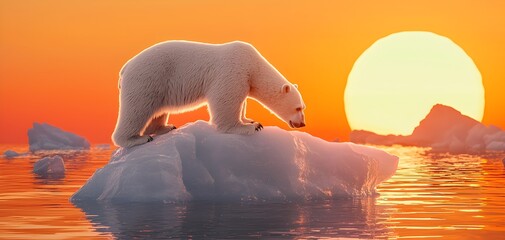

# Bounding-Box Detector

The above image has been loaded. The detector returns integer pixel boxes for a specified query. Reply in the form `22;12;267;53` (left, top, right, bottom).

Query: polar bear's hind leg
112;105;157;148
143;113;176;136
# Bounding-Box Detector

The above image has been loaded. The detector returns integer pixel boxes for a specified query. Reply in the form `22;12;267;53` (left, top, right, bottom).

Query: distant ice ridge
28;123;90;152
351;104;505;154
71;121;398;202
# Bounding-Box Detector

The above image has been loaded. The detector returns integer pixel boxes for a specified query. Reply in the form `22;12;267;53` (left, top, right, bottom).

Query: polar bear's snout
289;111;306;128
289;120;306;128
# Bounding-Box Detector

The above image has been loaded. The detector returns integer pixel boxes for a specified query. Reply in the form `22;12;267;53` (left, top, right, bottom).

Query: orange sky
0;0;504;144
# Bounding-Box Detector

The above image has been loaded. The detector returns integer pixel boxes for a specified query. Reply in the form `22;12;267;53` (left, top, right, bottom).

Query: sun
344;31;485;135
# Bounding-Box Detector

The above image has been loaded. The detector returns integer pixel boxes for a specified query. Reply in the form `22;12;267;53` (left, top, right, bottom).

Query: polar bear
112;41;306;148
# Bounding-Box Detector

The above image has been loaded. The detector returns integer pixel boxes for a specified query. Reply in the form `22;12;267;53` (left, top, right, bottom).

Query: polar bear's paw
118;135;154;148
155;124;177;135
225;123;262;135
241;117;255;124
253;122;263;131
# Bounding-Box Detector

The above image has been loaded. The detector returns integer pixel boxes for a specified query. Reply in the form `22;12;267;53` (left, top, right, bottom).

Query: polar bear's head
272;83;306;128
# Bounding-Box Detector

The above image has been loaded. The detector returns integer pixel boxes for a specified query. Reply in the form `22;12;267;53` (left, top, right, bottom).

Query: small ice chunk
33;155;65;176
3;150;20;159
28;122;90;152
95;144;111;150
71;121;398;203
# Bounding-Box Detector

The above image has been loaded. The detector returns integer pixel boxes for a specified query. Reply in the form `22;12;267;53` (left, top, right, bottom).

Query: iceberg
350;104;505;153
3;150;20;159
33;155;66;177
28;122;90;152
71;121;398;202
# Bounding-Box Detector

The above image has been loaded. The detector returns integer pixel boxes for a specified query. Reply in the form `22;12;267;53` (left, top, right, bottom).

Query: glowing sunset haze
1;1;505;144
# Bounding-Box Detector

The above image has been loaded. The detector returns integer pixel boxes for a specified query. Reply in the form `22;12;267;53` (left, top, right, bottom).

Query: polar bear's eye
296;107;302;112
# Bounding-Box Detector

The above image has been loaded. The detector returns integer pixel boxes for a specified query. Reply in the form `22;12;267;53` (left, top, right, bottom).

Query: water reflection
2;145;505;239
376;146;505;239
75;198;393;239
33;175;66;185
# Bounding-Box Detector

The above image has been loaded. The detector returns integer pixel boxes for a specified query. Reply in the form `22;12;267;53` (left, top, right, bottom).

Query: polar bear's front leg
208;96;262;135
240;100;255;124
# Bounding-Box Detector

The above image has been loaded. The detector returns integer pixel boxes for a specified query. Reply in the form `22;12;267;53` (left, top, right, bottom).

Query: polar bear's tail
118;62;129;89
118;70;124;89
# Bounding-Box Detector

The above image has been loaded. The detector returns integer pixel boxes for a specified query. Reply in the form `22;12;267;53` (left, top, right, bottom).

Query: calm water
0;144;504;239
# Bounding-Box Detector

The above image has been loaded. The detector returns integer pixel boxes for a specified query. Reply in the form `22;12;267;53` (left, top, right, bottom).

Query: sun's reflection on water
376;146;505;239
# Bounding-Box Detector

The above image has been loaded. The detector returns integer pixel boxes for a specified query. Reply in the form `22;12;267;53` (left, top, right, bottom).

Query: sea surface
0;144;504;239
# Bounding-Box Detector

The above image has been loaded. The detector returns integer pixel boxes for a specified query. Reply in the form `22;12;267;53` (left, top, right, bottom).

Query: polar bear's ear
293;84;298;88
281;84;291;94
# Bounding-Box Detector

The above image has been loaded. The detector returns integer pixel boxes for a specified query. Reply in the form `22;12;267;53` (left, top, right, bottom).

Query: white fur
112;41;306;148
